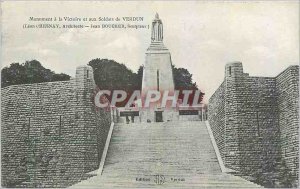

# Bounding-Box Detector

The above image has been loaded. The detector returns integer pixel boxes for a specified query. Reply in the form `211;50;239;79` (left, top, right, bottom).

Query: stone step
71;173;261;188
103;121;221;175
70;121;261;188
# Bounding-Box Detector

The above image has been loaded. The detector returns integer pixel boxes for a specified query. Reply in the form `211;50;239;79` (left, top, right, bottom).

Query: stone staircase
71;121;262;188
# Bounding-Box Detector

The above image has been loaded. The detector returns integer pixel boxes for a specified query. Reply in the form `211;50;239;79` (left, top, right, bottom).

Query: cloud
13;43;58;57
244;46;275;61
105;34;140;50
58;29;77;46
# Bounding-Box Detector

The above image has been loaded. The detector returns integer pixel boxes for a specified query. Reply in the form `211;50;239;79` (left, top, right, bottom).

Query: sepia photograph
1;1;299;188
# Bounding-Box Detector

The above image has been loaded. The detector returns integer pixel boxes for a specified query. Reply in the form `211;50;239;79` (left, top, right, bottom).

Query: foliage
172;65;204;104
88;58;141;106
1;60;70;88
172;65;198;90
88;58;203;106
2;58;203;105
88;58;140;91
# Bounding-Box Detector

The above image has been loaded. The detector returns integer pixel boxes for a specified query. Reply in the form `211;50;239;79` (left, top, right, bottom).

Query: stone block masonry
208;62;299;186
208;81;225;161
276;66;299;175
1;65;111;188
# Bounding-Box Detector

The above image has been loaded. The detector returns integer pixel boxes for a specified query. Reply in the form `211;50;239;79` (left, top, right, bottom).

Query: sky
1;1;299;101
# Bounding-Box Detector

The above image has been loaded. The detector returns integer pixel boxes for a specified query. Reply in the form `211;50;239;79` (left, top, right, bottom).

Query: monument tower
141;13;175;122
142;13;175;95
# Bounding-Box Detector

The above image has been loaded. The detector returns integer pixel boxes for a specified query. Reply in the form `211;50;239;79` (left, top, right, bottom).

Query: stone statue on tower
151;13;163;42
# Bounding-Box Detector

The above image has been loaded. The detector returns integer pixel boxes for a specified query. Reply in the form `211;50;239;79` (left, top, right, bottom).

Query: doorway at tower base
115;106;207;123
140;108;177;123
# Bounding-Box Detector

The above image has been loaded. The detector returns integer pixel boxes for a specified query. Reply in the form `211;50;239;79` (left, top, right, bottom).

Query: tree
2;58;203;105
172;65;197;90
88;58;139;106
1;60;70;88
88;58;140;91
172;65;204;105
88;58;203;106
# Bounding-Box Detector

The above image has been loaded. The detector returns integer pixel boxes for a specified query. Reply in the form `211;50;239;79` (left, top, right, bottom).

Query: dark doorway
155;111;163;122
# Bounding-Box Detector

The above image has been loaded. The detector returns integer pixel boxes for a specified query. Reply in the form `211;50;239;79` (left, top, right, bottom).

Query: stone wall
1;65;111;188
208;81;225;160
276;66;299;175
208;62;299;183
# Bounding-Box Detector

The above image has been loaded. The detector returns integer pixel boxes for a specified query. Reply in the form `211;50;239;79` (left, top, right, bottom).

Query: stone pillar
74;65;100;172
224;61;244;170
75;65;95;90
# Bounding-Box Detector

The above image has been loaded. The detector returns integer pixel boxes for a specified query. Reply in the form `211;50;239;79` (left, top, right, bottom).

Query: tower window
157;70;160;91
229;66;232;76
87;70;89;78
28;118;31;138
256;111;260;137
59;115;62;137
